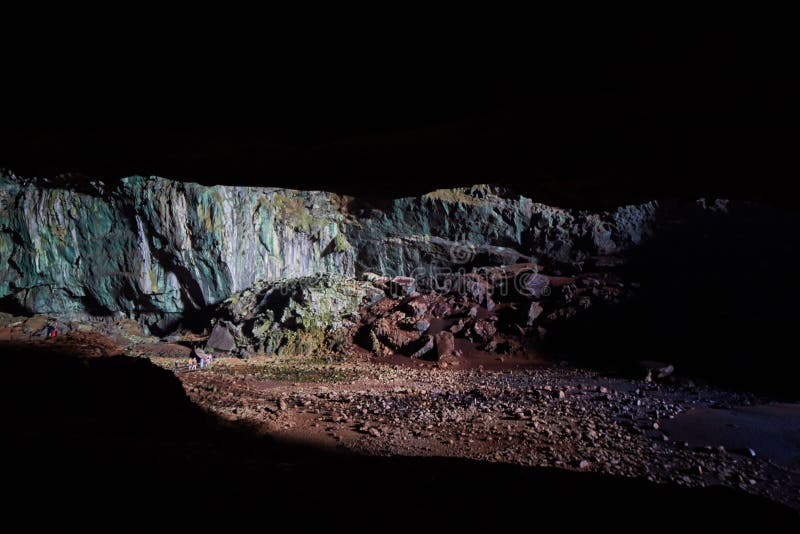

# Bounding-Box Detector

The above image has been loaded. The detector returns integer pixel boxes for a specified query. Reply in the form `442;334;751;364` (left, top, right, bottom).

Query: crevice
0;294;32;316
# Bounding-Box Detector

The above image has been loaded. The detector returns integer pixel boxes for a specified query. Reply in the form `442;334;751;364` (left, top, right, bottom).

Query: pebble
179;353;795;510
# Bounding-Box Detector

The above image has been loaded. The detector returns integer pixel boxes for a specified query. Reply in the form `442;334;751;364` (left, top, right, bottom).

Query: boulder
409;334;434;359
22;315;49;334
527;302;544;325
639;361;675;382
213;274;371;352
515;271;551;299
388;276;416;298
362;272;388;284
449;273;493;309
362;272;391;296
449;319;466;334
368;328;391;357
434;331;456;359
429;299;454;318
206;321;237;352
51;321;70;336
469;319;497;343
363;285;386;307
403;296;428;318
0;312;16;327
374;313;422;351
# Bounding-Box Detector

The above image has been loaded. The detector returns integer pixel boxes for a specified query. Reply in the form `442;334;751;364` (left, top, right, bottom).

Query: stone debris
176;359;800;512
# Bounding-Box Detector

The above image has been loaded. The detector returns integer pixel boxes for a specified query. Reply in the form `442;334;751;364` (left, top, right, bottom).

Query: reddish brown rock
449;319;466;334
403;296;428;318
469;319;497;343
409;334;434;359
448;272;494;309
434;330;456;359
375;313;421;351
527;301;544;326
414;320;430;333
430;299;453;317
388;276;416;298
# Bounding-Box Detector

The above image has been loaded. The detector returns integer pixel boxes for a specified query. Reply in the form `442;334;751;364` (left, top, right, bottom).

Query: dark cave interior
4;41;800;529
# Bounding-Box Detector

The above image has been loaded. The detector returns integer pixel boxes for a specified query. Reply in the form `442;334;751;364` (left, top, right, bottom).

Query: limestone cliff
0;173;353;331
346;185;658;276
0;172;690;331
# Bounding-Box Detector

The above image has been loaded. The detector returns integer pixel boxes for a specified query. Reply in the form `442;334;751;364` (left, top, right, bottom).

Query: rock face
0;171;774;337
345;185;659;276
0;173;354;331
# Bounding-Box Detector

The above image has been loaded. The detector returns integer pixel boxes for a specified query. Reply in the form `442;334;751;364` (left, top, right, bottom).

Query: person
191;345;203;369
202;349;213;369
192;345;211;370
201;348;213;369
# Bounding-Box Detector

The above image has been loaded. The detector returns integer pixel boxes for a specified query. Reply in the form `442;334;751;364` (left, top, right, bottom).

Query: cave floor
153;351;800;513
3;326;799;519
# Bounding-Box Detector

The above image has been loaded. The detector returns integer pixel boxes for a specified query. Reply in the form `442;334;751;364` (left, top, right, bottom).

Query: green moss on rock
212;273;369;357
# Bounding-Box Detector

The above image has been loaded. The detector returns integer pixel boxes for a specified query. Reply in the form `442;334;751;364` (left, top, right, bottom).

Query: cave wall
346;185;659;276
0;171;715;329
0;173;354;327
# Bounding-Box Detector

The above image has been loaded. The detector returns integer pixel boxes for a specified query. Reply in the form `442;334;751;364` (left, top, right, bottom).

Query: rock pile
206;273;372;357
354;264;633;361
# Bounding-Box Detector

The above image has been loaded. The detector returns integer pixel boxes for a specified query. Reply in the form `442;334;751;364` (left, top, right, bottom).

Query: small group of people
190;345;213;370
173;344;214;372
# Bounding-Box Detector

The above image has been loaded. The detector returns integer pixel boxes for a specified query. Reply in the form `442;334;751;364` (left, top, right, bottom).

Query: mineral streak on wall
0;173;354;330
0;172;661;330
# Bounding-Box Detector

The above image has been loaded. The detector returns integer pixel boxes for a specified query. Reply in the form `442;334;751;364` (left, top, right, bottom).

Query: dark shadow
0;294;31;316
1;342;796;531
5;83;800;211
543;202;800;398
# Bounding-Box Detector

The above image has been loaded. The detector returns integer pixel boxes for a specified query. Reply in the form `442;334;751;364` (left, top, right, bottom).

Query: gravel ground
172;356;800;511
